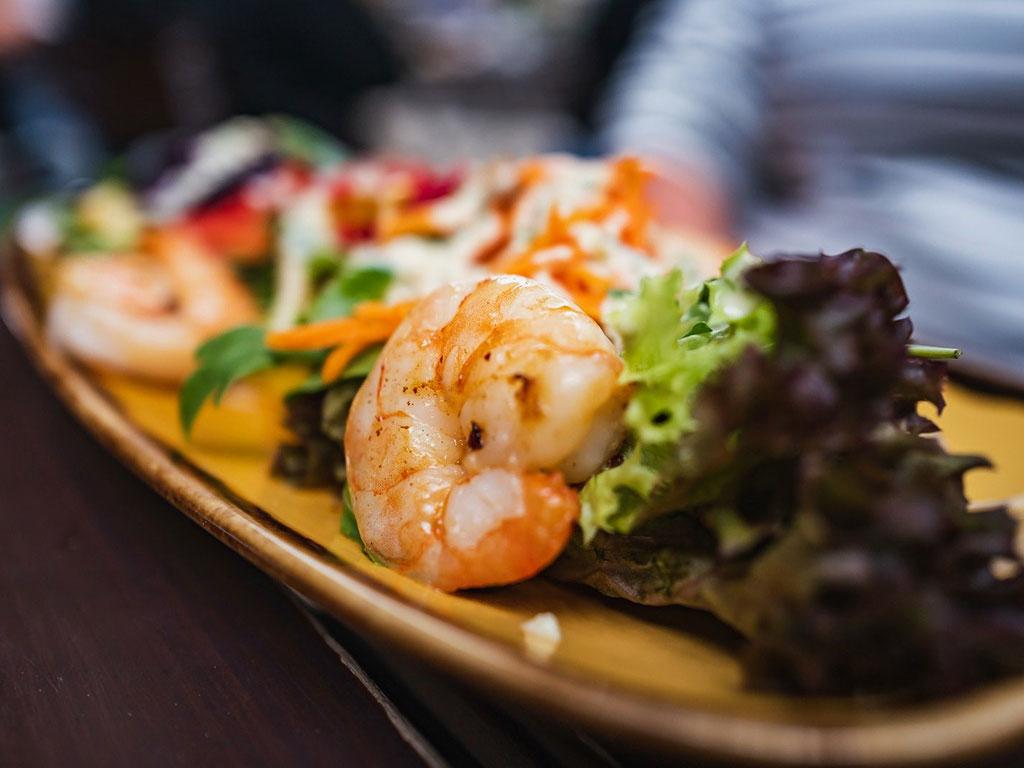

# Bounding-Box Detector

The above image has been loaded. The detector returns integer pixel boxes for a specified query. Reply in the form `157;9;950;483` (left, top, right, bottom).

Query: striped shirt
601;0;1024;383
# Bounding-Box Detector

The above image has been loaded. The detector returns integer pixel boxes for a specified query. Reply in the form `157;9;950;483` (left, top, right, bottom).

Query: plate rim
5;245;1024;766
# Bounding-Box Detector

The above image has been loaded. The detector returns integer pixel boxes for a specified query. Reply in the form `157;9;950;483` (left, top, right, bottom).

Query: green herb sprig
179;265;392;436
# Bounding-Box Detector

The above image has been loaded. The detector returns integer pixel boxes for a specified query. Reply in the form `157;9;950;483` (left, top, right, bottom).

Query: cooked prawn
344;275;628;591
46;230;258;381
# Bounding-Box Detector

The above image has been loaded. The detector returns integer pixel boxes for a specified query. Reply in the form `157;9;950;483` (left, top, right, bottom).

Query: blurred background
0;0;652;200
1;0;1022;381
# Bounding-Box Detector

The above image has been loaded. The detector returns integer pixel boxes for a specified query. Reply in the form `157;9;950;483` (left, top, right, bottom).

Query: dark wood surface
0;323;423;767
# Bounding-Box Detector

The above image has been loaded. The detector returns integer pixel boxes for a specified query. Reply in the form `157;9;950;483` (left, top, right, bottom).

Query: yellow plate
4;250;1024;765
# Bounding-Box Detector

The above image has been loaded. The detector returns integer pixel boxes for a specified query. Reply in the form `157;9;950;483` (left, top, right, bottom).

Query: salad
16;116;1022;700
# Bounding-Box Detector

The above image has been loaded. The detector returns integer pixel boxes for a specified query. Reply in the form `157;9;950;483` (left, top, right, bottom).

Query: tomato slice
185;194;270;262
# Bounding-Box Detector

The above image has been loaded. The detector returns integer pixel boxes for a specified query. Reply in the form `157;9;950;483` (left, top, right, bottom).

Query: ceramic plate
4;247;1024;765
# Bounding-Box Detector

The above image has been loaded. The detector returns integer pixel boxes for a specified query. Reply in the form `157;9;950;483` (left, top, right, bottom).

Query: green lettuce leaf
178;326;275;436
340;482;386;564
234;261;277;311
180;266;391;436
267;114;349;167
340;482;362;541
284;345;382;400
579;245;775;539
304;265;392;323
561;247;1023;698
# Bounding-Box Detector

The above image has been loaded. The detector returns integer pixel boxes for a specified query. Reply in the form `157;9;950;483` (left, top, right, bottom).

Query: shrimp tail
438;472;578;591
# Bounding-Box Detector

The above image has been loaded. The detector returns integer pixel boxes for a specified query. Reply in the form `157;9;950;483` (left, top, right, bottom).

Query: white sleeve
12;0;72;43
598;0;769;200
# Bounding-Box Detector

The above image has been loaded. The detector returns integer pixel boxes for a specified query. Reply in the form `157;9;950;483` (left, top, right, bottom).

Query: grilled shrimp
345;275;628;591
46;230;258;381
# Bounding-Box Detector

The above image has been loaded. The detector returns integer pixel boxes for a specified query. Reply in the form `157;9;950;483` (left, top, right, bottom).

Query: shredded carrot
142;226;187;258
379;205;445;240
266;301;413;350
607;157;654;251
265;300;415;382
265;316;379;350
553;260;614;319
488;157;655;317
320;341;370;382
518;159;549;188
348;300;417;322
473;162;549;264
498;238;611;319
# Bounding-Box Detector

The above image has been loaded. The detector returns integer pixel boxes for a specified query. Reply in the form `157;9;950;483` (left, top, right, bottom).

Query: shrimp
46;230;258;381
345;275;628;591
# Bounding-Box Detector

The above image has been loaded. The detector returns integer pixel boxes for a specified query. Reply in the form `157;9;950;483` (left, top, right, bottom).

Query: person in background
599;0;1024;385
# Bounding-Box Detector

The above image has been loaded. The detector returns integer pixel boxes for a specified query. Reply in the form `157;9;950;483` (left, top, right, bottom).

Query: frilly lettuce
561;247;1023;697
580;245;775;540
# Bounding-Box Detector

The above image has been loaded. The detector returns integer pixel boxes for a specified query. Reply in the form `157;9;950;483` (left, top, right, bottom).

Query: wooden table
0;324;424;766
